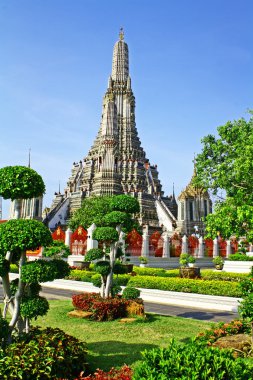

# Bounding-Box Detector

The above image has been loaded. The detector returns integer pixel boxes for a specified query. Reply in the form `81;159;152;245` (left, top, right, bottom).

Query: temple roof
111;28;129;82
178;167;209;201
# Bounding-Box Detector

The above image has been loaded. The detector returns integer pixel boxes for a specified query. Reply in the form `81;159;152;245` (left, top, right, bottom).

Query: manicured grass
34;300;211;372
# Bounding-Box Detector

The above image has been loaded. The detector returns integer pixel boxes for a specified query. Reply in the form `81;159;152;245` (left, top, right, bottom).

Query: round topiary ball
122;286;141;300
0;166;45;200
92;227;119;243
0;219;53;255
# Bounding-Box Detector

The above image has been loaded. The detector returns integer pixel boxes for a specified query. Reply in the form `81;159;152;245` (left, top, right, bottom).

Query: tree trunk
104;243;116;298
13;199;22;219
8;251;26;341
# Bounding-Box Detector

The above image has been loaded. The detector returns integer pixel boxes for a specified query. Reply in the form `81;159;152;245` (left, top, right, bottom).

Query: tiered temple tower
46;30;177;231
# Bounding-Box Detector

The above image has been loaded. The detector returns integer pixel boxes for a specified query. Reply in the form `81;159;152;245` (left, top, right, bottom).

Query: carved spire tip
119;27;124;41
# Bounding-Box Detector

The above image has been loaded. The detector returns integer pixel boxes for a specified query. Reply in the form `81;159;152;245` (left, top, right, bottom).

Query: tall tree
195;112;253;240
0;166;69;344
84;195;140;298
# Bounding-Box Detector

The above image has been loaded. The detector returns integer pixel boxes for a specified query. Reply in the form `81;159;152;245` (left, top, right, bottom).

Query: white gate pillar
141;225;149;257
226;239;231;258
213;237;218;257
87;223;98;251
198;236;204;258
182;235;188;253
65;228;72;248
162;232;170;258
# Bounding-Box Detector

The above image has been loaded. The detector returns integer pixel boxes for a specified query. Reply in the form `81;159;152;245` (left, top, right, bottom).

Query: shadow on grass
87;340;157;372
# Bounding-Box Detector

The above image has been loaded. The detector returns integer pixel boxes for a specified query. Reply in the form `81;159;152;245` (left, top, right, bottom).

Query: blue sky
0;0;252;219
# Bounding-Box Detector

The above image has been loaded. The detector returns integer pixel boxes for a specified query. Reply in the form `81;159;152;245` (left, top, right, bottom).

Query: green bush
122;287;141;300
0;327;87;379
133;339;253;379
128;275;242;297
201;270;248;282
20;296;49;319
92;227;118;243
113;260;127;275
133;266;171;277
67;269;96;282
21;259;70;283
85;248;104;262
0;256;10;277
94;260;111;276
228;253;253;261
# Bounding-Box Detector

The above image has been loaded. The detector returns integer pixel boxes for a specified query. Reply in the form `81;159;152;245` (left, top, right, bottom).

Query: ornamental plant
89;195;140;298
238;267;253;349
0;166;70;345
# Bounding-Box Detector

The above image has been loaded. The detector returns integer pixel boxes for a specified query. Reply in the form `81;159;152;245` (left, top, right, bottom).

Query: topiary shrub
94;260;111;276
93;227;119;243
20;296;49;319
0;327;88;379
0;219;52;255
113;260;127;275
228;253;253;261
21;259;70;283
0;166;45;200
85;248;104;262
122;287;141;300
133;339;253;379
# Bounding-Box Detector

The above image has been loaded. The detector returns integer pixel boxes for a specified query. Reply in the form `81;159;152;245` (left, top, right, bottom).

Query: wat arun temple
45;30;212;235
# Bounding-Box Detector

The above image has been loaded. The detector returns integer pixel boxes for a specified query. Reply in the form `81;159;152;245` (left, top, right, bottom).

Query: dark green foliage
21;259;70;283
0;255;10;277
133;339;253;379
110;195;140;214
20;296;49;319
0;315;9;344
94;260;111;276
85;248;104;262
128;275;241;297
69;195;112;230
0;327;87;379
228;253;253;261
122;287;141;300
103;211;132;230
113;260;127;275
0;166;45;200
42;240;70;258
93;227;119;243
0;219;53;255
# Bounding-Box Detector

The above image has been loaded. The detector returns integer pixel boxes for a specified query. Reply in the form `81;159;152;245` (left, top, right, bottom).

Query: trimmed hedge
67;269;96;282
201;270;248;282
133;267;172;277
128;276;242;297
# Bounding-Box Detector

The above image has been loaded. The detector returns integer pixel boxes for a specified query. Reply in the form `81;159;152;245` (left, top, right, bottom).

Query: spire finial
28;148;31;168
119;27;124;41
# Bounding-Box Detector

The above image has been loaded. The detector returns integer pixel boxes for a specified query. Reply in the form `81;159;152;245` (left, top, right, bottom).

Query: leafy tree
84;195;140;298
0;166;70;344
238;267;253;350
195;112;253;240
68;196;112;230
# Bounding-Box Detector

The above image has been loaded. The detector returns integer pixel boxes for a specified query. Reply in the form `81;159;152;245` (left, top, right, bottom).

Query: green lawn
34;300;211;372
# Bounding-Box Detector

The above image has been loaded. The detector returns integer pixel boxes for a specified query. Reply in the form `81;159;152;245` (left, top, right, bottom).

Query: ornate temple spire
111;28;129;82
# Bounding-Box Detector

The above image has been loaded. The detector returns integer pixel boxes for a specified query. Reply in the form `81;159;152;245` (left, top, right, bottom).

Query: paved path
0;285;239;323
